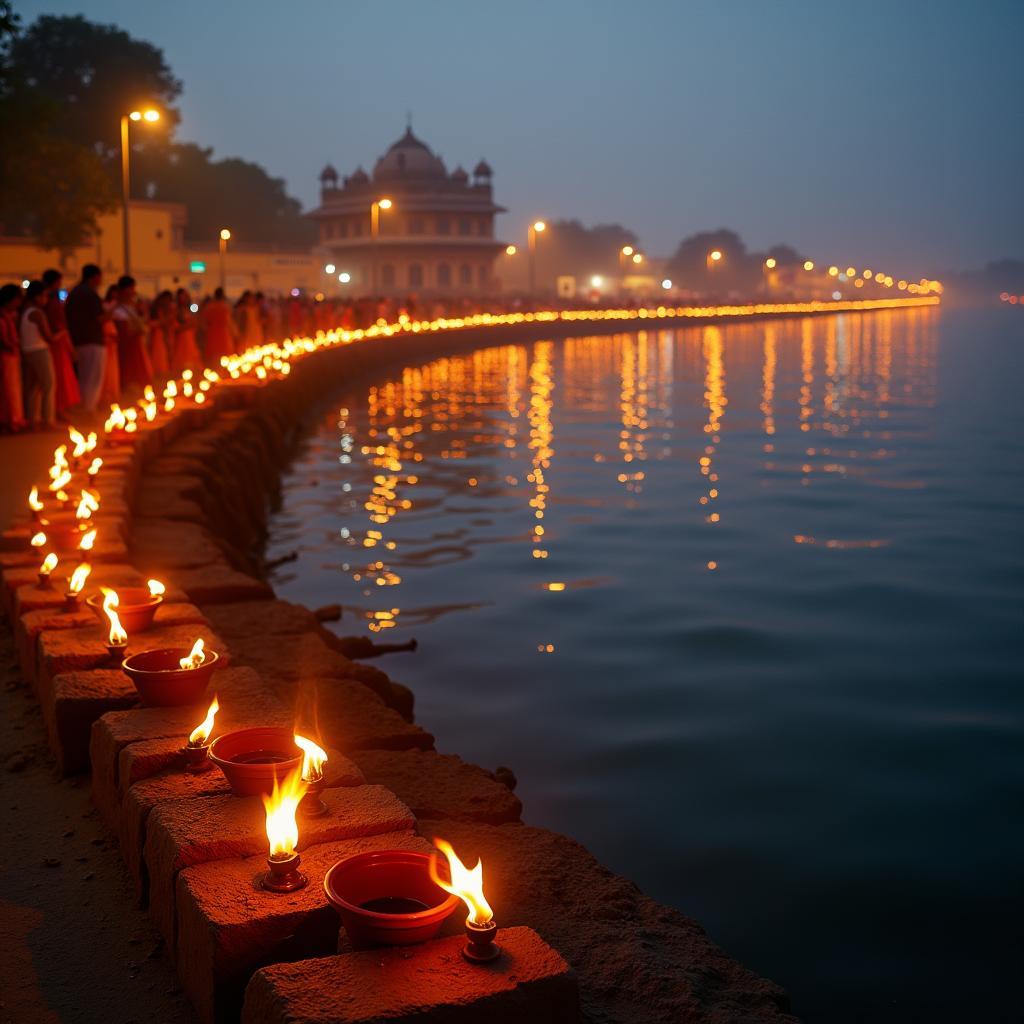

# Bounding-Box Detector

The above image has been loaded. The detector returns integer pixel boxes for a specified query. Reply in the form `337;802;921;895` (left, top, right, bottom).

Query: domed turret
473;159;492;181
373;127;447;181
346;165;369;186
451;165;469;185
319;164;339;189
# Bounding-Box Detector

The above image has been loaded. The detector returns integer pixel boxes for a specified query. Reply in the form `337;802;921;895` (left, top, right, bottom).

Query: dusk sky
17;0;1024;274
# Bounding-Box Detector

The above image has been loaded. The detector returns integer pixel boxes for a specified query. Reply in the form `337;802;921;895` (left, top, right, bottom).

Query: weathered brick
120;748;362;899
90;666;276;828
172;564;274;605
353;749;521;825
200;600;323;647
131;520;226;570
240;927;579;1024
177;832;428;1024
145;785;414;947
315;679;434;753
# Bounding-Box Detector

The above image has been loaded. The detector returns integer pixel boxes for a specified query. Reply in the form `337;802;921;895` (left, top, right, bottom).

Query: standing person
112;275;151;396
19;280;57;430
238;290;264;349
41;269;80;418
172;288;202;373
200;286;236;366
100;285;121;405
0;284;27;433
148;290;172;379
65;264;106;412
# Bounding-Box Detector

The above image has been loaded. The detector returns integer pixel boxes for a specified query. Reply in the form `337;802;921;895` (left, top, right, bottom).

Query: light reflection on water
268;307;1024;1022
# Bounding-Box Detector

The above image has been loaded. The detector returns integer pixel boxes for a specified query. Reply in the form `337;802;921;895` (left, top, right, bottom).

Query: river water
267;306;1023;1021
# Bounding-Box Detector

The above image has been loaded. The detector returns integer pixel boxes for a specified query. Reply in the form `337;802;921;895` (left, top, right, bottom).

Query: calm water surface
268;307;1024;1021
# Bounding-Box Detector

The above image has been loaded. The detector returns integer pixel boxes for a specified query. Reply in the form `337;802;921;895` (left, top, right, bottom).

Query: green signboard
189;260;207;273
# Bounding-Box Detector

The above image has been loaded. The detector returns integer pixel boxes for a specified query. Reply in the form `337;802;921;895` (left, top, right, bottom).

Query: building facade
312;128;506;296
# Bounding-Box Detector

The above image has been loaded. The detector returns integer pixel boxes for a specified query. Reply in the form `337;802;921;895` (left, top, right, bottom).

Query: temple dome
373;127;447;181
451;165;469;183
473;159;492;178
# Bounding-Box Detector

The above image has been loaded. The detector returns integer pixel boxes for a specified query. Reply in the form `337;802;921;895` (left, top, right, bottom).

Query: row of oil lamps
25;420;499;963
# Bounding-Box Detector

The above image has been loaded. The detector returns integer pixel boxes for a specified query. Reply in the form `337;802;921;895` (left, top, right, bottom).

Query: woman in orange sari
41;269;80;418
148;291;172;380
100;285;120;404
200;287;236;366
171;288;202;374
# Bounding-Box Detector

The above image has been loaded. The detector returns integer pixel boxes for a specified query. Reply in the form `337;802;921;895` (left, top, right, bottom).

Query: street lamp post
119;108;160;276
219;229;231;290
370;197;393;293
527;220;546;295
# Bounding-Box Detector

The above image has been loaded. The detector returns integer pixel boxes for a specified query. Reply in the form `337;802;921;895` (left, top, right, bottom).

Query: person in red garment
112;275;151;398
200;287;236;366
41;269;80;419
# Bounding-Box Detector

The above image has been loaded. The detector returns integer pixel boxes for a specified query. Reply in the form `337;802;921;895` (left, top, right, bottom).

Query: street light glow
338;272;351;283
765;257;777;269
621;245;634;256
533;220;546;232
632;253;642;264
803;260;815;271
709;250;722;262
324;263;336;274
661;279;672;289
591;275;602;288
378;198;393;210
505;244;517;256
219;228;231;241
143;109;160;122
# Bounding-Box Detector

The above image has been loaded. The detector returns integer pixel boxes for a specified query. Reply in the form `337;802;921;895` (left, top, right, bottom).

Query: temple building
312;127;506;296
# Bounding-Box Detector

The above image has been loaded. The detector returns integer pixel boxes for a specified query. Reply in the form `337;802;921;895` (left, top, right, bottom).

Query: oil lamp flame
49;469;72;493
188;695;219;746
104;405;127;433
179;638;206;670
100;587;127;646
147;578;166;598
31;530;47;548
76;489;99;520
430;838;494;925
39;552;58;577
78;528;97;552
69;427;88;458
28;486;43;512
294;732;328;782
87;457;103;477
68;563;91;594
262;767;306;858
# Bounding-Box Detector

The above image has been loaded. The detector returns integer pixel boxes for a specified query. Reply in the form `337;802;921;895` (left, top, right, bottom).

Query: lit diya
121;637;219;706
181;695;219;771
99;586;128;659
103;403;139;442
64;562;91;612
295;733;329;817
28;486;44;523
324;846;461;948
37;551;58;589
431;838;500;963
260;767;308;893
208;726;303;797
86;578;163;633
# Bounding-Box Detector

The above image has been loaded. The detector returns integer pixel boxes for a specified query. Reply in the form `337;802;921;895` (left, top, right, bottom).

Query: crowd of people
1;265;501;433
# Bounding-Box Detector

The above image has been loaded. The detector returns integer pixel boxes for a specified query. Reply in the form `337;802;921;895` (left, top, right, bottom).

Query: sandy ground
0;429;196;1024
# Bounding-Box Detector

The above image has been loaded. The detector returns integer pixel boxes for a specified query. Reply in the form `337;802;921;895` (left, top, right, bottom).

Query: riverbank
0;299;939;1022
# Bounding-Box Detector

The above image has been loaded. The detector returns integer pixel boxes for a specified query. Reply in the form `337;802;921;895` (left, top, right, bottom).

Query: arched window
437;263;451;288
409;263;423;287
459;264;471;285
381;264;395;287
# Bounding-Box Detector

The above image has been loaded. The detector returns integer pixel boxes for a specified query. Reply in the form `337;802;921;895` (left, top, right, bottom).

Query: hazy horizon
14;0;1024;274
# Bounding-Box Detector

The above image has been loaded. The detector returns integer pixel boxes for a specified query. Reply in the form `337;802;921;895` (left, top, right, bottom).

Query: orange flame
39;552;58;577
100;587;127;645
68;563;91;594
294;732;328;782
76;489;99;520
188;696;219;746
28;486;43;512
31;530;47;548
429;838;494;925
87;457;103;476
69;427;88;458
48;469;72;493
261;767;306;857
147;578;166;598
78;528;97;552
179;638;206;670
104;405;127;432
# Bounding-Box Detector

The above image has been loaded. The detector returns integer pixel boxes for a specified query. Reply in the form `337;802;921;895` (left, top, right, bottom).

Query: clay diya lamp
103;404;138;445
295;733;329;817
63;563;92;613
260;768;308;893
121;643;218;707
209;727;303;797
180;696;219;772
324;850;460;948
432;838;501;963
87;586;162;634
36;552;58;590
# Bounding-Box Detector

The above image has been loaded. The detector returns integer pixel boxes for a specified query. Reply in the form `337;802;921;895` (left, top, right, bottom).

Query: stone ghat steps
2;328;799;1023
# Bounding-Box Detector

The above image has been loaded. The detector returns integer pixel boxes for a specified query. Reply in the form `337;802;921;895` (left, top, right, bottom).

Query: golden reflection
700;326;725;540
527;341;555;560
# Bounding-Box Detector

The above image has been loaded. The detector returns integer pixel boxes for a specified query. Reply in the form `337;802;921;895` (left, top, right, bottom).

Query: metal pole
219;235;226;289
120;115;131;275
370;201;379;294
528;225;535;295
